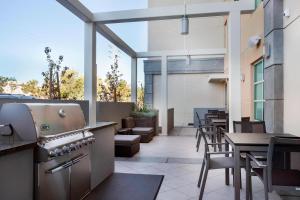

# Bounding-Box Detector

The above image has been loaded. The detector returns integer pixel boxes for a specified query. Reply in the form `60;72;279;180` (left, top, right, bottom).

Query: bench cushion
115;135;141;146
132;127;154;134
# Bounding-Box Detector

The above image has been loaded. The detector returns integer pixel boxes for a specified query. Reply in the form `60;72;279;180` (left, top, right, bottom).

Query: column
131;57;137;103
227;11;242;132
84;22;97;126
161;55;168;135
263;0;284;133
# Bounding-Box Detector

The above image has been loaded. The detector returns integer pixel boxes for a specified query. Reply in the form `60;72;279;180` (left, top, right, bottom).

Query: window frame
253;59;264;121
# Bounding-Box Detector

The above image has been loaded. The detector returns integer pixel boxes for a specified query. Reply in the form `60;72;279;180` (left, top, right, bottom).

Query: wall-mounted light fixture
248;35;261;48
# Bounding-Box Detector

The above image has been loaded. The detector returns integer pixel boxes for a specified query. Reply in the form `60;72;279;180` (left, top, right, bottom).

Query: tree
60;69;84;100
0;76;16;93
22;80;42;97
98;55;131;102
137;83;145;110
42;47;68;99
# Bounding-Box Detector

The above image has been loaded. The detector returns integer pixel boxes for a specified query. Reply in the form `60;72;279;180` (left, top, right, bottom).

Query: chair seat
253;168;300;187
115;135;141;146
132;127;154;134
209;157;246;169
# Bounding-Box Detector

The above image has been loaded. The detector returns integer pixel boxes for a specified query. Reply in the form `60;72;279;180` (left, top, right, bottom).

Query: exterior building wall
147;0;227;127
153;74;226;126
240;5;264;118
148;0;225;51
224;4;264;119
283;0;300;136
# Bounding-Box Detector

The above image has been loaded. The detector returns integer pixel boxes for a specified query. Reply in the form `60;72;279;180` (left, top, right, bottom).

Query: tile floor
115;127;282;200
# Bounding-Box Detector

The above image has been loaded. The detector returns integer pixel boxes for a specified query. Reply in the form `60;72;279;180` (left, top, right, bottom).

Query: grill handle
0;124;13;136
46;162;72;174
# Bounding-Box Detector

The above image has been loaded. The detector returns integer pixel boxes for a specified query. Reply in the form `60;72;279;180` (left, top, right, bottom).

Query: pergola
57;0;255;136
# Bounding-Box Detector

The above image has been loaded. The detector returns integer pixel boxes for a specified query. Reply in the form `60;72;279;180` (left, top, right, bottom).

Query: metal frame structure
56;0;255;145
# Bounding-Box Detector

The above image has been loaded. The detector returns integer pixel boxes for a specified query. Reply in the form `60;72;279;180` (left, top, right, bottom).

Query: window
255;0;262;9
254;59;264;121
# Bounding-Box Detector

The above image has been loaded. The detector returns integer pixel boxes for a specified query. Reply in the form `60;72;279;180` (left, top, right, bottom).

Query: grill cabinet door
70;154;91;200
38;161;71;200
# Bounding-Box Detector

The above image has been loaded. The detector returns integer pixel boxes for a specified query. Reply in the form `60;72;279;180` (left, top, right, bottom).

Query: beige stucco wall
148;0;227;127
153;74;226;126
240;5;264;119
223;4;264;118
283;0;300;136
148;0;225;51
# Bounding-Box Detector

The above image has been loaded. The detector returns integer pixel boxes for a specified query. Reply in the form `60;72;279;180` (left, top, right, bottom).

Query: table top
225;133;297;146
211;119;226;123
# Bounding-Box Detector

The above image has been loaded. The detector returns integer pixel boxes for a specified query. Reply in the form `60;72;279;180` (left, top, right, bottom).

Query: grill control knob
82;140;88;146
49;151;57;157
69;144;76;151
76;142;82;149
54;148;62;156
62;146;70;153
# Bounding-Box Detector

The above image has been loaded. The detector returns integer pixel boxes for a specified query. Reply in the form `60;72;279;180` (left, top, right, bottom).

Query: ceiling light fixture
181;3;189;35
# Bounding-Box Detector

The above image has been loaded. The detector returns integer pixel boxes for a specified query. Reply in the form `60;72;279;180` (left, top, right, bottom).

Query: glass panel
254;60;263;82
254;102;264;121
255;0;262;9
254;83;263;101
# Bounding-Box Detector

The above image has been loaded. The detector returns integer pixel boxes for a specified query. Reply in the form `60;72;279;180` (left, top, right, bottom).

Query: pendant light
181;3;189;35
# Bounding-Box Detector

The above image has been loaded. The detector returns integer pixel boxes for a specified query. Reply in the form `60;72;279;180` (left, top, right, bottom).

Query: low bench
115;135;141;157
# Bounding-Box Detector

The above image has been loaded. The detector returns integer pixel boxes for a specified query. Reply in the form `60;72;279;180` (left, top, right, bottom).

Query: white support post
84;22;97;126
228;11;242;132
131;57;137;103
161;55;168;135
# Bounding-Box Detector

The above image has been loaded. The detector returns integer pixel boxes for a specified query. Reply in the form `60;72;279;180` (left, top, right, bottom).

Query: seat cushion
132;127;154;134
253;168;300;186
115;135;141;146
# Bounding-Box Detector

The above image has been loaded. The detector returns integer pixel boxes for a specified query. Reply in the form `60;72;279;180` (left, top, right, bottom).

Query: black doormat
86;173;164;200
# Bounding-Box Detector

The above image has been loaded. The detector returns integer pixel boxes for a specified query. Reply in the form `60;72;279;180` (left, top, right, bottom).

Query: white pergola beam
136;48;226;58
93;0;254;24
84;22;97;126
131;58;137;103
56;0;136;57
96;24;136;57
161;56;168;135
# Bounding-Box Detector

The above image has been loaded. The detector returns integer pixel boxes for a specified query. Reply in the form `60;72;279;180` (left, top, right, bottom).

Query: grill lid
0;103;86;140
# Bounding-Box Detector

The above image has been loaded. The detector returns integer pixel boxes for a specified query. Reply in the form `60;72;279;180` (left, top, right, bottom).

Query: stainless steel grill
0;103;95;200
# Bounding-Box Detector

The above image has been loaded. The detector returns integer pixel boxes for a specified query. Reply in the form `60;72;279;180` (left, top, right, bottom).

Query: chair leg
195;128;199;138
196;134;202;152
199;165;209;200
198;159;206;187
263;168;269;200
225;168;229;185
246;157;252;200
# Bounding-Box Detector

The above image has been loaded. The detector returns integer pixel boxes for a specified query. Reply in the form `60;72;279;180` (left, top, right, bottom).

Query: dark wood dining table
224;133;297;200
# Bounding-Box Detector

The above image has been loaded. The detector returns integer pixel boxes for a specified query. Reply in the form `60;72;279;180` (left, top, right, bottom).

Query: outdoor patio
115;128;282;200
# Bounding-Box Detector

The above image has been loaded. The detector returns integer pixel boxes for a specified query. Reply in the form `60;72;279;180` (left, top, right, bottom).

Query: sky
0;0;148;85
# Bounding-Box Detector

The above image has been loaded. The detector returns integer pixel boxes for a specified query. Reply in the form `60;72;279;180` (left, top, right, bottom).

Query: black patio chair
197;127;246;200
195;112;216;152
208;109;219;114
233;121;266;133
246;136;300;200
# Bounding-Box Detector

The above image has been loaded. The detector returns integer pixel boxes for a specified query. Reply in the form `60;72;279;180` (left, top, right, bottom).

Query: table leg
234;146;241;200
225;141;229;185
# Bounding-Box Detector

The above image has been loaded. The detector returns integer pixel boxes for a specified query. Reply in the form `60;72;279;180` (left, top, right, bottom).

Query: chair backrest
233;121;266;133
218;111;226;119
199;127;210;153
241;117;250;122
267;136;300;190
208;109;219;114
122;117;135;128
